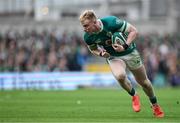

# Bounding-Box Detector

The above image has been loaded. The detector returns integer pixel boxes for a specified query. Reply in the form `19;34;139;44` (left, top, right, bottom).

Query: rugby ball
111;32;127;45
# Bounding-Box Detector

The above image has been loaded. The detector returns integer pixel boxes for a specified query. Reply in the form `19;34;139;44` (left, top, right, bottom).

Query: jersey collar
97;19;103;32
92;19;103;34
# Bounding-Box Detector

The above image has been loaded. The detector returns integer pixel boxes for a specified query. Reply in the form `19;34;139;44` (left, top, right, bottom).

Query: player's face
82;19;99;33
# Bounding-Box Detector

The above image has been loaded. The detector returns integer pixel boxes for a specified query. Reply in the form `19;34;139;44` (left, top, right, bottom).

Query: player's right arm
88;44;110;58
84;33;110;58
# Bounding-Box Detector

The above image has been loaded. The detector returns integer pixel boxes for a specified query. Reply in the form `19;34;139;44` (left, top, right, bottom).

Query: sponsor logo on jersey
95;39;101;44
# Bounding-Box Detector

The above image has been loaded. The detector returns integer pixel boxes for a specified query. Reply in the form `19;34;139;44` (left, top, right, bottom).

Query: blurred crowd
0;29;179;86
137;33;180;86
0;29;89;72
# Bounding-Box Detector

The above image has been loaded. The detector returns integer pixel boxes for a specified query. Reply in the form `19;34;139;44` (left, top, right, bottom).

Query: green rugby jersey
83;16;136;56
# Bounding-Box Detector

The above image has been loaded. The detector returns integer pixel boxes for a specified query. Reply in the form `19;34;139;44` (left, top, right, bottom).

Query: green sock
128;88;136;96
150;96;157;104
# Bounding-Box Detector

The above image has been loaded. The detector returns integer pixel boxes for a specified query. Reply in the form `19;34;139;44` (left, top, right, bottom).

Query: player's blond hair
79;10;97;24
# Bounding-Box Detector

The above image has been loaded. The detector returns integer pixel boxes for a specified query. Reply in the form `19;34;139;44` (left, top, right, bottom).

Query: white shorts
107;49;143;70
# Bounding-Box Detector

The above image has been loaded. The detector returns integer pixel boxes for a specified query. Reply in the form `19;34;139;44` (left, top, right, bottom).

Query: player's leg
108;59;131;92
125;49;157;99
130;65;164;118
130;65;155;98
107;58;141;112
125;49;164;117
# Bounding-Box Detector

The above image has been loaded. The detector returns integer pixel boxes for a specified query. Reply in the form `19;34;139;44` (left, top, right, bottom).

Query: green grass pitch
0;87;180;122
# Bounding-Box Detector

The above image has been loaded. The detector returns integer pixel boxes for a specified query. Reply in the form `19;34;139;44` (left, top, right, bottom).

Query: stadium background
0;0;180;122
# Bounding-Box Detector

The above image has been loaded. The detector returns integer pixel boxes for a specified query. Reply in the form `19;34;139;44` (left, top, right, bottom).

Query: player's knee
116;73;126;82
140;79;152;88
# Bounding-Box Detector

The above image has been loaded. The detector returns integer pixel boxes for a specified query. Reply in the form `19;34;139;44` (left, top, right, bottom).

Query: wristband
122;43;129;50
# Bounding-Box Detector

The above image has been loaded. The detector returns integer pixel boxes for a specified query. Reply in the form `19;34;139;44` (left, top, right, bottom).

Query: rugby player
79;10;164;118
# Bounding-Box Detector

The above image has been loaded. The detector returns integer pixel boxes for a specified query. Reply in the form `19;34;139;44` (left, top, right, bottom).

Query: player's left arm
110;17;138;50
114;23;138;51
125;23;138;46
112;22;138;51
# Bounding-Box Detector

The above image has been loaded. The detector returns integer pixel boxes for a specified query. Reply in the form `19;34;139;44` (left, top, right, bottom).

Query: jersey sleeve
108;16;130;33
83;34;97;50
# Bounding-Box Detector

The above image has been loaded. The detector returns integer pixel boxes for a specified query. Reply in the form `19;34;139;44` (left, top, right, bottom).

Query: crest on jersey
116;19;121;24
